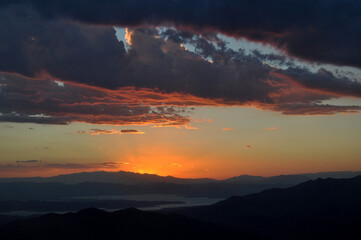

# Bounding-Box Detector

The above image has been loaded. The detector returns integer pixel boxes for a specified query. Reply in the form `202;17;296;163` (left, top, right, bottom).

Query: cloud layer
1;0;360;67
0;4;360;126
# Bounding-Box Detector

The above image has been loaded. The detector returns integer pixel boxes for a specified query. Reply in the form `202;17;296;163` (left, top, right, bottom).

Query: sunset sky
0;0;360;179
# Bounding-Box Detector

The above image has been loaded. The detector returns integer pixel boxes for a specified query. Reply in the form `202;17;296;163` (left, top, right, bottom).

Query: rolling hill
164;175;361;239
0;208;252;240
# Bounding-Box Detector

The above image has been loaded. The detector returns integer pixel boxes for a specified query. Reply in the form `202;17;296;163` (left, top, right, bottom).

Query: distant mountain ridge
163;175;361;239
0;170;360;185
1;176;361;240
1;171;360;201
0;170;216;185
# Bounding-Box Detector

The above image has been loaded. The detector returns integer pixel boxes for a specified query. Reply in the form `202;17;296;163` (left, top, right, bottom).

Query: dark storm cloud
1;0;360;67
0;4;360;124
159;29;361;99
0;73;193;126
0;5;127;89
274;68;361;98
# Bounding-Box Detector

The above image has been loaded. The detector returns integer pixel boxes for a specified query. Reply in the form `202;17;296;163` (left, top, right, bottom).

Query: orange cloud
170;163;182;168
223;128;234;131
120;129;145;134
90;129;119;135
194;118;212;123
184;125;199;130
264;126;277;131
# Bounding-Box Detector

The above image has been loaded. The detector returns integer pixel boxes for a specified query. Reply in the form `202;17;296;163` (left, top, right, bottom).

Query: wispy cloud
264;127;277;131
15;160;42;163
77;129;145;136
194;118;212;123
223;128;234;131
89;129;120;135
170;163;182;168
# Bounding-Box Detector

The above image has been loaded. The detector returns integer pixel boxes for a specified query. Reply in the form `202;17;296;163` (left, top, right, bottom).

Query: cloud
170;163;182;168
0;73;192;126
223;128;234;131
151;123;198;129
272;69;361;98
246;145;252;148
184;125;198;130
89;129;120;135
0;4;359;127
15;160;42;163
120;129;145;134
194;118;212;123
1;0;360;67
78;128;145;135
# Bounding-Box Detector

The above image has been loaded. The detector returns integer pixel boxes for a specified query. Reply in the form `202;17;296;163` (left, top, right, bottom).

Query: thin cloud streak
77;129;145;135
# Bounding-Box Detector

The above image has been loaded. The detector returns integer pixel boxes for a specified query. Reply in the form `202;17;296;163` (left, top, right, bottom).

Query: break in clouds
0;2;360;126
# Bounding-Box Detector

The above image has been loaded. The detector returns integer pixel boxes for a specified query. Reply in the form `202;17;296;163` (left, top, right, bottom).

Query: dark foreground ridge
1;176;361;240
0;208;251;240
164;175;361;240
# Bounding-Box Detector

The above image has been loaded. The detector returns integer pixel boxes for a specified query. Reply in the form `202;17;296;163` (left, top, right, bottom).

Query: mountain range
1;170;360;185
0;208;248;240
0;171;360;201
163;175;361;240
1;175;360;240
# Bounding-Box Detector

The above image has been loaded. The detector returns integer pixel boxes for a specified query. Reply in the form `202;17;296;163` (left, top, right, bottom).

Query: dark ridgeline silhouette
1;170;359;184
163;176;361;240
0;208;251;240
1;171;360;201
1;176;361;239
0;171;217;184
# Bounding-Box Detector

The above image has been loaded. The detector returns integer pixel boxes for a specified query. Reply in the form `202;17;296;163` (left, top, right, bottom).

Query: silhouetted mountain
164;176;361;240
1;171;361;201
1;170;359;185
224;171;361;185
0;208;252;240
0;170;216;185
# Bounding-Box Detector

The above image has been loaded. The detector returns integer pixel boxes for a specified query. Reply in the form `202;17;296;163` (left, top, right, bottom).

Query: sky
0;0;360;179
